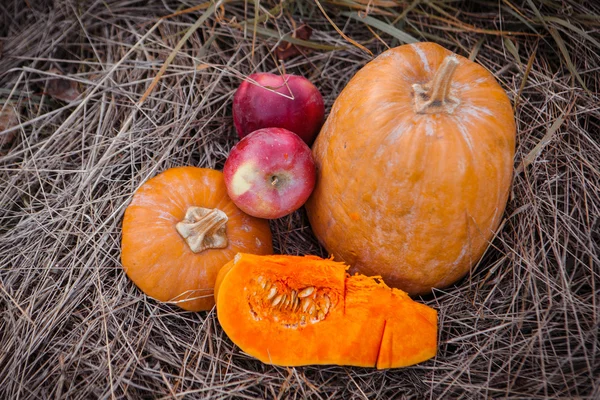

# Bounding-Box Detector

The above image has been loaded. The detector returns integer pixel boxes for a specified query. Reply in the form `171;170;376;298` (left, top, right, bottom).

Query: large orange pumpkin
215;253;437;368
121;167;273;311
306;42;516;295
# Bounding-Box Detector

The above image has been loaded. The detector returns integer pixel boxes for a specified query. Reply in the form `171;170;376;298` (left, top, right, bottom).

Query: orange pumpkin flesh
215;253;437;368
121;167;273;311
306;42;516;295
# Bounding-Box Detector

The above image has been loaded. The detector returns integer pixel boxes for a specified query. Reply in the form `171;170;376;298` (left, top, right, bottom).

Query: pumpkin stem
176;207;228;253
413;56;460;114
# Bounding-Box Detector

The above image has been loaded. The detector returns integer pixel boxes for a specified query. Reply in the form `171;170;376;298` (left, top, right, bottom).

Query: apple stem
175;207;228;253
271;176;279;186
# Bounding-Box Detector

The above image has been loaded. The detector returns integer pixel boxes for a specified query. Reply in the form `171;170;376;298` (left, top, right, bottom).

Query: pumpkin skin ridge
379;114;501;290
310;47;422;244
215;253;437;368
307;42;515;295
312;63;419;261
323;117;461;290
407;119;476;289
122;204;189;297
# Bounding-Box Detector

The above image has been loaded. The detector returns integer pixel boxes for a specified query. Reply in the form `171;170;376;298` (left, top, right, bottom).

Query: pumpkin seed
267;287;277;300
272;294;284;306
256;276;269;289
298;287;315;298
278;294;288;309
301;298;313;312
323;294;331;313
282;295;291;309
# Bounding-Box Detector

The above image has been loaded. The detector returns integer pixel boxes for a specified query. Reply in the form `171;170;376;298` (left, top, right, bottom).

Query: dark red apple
223;128;316;219
232;73;325;146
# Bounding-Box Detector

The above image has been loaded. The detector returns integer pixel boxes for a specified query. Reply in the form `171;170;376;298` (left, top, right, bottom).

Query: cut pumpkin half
215;253;437;368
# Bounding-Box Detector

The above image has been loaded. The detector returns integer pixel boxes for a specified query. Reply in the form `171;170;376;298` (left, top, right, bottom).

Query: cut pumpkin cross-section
215;253;438;368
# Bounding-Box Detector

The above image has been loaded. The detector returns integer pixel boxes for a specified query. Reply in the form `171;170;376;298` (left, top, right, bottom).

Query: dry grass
1;0;599;398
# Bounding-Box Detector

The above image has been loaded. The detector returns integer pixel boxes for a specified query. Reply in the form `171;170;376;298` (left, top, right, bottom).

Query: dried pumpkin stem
176;206;228;253
413;56;460;114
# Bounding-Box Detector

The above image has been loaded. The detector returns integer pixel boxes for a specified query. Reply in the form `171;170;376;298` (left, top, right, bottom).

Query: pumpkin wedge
121;167;273;311
215;253;437;368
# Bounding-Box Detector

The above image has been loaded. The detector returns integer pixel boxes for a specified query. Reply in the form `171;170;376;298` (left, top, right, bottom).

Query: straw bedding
0;0;599;398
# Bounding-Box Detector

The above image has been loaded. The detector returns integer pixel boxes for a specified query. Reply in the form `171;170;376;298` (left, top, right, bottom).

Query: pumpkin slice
121;167;273;311
215;253;437;368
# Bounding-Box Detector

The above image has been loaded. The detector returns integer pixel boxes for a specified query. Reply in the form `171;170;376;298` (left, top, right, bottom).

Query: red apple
223;128;316;219
232;73;325;146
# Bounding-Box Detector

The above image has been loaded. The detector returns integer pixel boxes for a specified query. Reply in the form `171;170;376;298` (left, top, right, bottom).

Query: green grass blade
250;25;344;51
549;27;590;95
543;16;600;49
342;11;419;44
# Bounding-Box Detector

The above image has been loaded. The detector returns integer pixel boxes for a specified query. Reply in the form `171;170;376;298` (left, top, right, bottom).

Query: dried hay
0;0;599;398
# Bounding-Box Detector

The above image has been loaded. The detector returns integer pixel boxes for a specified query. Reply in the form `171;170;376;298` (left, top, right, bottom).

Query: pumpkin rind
306;42;516;295
121;167;273;311
215;253;437;368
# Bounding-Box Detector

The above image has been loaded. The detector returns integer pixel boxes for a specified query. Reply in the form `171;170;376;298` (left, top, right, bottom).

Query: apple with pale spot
223;128;316;219
232;73;325;145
